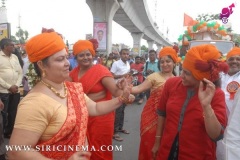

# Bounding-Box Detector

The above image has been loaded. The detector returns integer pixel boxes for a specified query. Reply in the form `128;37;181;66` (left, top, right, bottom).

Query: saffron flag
183;13;196;26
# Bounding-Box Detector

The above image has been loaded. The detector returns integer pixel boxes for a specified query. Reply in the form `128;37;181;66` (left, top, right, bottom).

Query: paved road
113;101;145;160
4;100;145;160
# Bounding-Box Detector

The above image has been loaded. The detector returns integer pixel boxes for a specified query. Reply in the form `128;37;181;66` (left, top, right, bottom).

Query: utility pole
1;0;5;7
154;0;157;22
18;14;21;29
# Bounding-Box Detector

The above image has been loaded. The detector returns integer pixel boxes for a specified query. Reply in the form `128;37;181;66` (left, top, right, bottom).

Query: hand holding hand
119;79;135;104
117;75;133;89
198;78;216;108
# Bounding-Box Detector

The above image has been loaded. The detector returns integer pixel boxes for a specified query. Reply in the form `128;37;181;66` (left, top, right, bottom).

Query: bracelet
155;136;162;138
118;95;129;104
203;109;215;119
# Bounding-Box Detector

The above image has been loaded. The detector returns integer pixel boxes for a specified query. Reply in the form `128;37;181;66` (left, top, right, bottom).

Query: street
113;101;144;160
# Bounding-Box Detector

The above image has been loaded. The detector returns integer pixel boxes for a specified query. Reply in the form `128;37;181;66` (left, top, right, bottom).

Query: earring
42;70;46;77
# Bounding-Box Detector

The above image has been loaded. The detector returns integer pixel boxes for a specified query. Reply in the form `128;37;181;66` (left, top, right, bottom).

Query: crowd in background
0;35;240;160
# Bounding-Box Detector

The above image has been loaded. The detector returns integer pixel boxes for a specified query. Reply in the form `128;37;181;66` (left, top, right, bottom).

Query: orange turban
159;46;179;63
183;44;229;82
226;47;240;59
73;40;95;56
26;32;66;63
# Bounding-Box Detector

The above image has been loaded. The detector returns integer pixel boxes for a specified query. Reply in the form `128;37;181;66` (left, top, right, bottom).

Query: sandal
138;99;143;104
118;129;130;134
113;134;123;141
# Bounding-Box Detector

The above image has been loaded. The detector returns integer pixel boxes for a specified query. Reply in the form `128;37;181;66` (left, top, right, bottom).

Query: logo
220;3;236;24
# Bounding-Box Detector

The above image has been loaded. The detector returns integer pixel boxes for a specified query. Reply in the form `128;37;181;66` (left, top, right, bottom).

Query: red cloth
183;13;197;26
69;64;114;160
138;85;165;160
157;77;227;160
37;82;88;160
130;63;144;83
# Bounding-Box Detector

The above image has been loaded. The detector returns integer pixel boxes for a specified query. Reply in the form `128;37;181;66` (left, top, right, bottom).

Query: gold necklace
41;80;68;99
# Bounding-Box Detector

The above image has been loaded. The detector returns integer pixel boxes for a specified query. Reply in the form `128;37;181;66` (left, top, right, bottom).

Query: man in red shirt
130;56;144;104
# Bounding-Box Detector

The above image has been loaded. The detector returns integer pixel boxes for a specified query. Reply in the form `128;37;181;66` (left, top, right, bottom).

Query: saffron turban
25;31;66;63
182;44;229;82
73;40;95;56
159;46;179;63
226;47;240;59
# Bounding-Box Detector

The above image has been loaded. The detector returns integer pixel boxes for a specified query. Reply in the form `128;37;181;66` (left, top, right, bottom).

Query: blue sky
5;0;240;48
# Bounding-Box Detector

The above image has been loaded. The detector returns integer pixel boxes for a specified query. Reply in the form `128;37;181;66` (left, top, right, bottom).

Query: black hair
0;38;12;50
120;48;129;55
148;49;156;54
135;56;141;60
33;57;49;77
13;48;24;68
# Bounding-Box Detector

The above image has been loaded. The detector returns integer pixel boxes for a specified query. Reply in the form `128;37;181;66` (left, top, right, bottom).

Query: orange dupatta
70;64;114;160
70;64;113;100
36;82;88;160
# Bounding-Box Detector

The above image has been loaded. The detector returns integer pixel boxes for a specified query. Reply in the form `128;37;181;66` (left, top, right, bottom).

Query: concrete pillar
156;43;163;56
147;40;154;51
86;0;120;55
131;32;144;56
157;43;163;50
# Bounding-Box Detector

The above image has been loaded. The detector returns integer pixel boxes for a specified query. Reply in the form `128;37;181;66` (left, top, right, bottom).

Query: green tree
233;34;240;46
196;13;220;22
10;35;18;43
226;27;233;33
141;45;148;52
15;28;29;44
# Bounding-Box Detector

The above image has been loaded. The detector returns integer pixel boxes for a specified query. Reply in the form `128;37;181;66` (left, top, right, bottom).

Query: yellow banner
0;23;10;40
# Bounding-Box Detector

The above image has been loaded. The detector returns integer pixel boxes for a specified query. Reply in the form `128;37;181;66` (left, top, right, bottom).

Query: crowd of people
0;28;240;160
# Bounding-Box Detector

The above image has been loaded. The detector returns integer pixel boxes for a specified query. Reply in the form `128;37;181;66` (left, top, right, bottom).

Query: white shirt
0;51;23;93
217;71;240;160
222;89;240;160
22;56;30;76
110;59;130;82
220;71;240;115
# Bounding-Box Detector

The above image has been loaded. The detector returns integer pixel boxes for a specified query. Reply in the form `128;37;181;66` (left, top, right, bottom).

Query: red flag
183;13;196;26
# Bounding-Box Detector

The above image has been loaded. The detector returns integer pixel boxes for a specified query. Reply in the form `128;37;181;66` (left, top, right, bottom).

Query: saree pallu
36;82;88;160
138;84;164;160
70;64;114;160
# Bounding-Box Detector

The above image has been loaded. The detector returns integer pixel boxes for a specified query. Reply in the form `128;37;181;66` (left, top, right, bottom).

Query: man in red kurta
130;56;144;104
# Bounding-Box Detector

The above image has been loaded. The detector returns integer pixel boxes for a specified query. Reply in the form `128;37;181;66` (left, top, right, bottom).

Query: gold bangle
118;95;129;104
118;96;124;104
